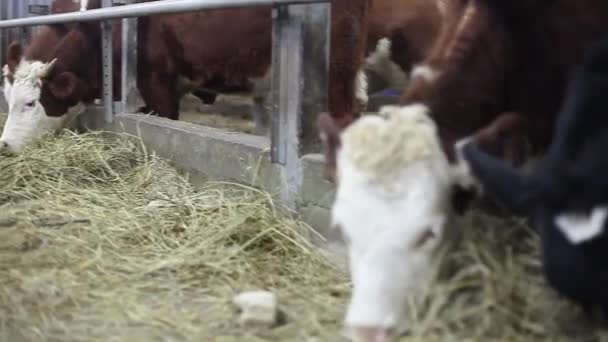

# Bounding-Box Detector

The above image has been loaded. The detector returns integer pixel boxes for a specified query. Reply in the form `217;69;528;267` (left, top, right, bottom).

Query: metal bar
101;0;113;123
0;0;328;29
270;4;304;209
271;5;301;166
121;0;139;113
292;2;329;154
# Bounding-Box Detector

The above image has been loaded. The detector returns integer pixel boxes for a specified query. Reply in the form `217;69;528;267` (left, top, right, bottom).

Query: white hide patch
555;206;608;245
332;104;458;331
451;137;483;192
365;38;409;90
355;70;369;109
0;59;84;153
411;64;440;83
2;64;11;103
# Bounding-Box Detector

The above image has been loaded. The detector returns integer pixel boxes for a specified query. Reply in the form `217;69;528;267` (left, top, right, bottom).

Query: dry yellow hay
0;113;607;342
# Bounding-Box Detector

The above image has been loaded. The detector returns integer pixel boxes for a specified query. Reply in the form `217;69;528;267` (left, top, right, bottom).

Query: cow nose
345;326;394;342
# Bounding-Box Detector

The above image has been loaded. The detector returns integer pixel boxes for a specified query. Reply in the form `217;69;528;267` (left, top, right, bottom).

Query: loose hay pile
0;113;606;341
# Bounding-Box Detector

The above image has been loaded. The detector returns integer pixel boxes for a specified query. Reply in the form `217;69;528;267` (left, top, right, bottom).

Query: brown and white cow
319;0;608;341
0;0;372;152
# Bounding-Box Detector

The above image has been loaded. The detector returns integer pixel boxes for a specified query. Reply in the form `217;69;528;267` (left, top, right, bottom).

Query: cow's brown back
400;0;608;161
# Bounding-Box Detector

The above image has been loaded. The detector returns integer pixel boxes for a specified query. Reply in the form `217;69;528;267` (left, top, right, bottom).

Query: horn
40;58;58;78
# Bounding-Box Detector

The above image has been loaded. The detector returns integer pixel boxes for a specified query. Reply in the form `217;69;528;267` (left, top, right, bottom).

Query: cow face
0;43;84;153
319;105;467;341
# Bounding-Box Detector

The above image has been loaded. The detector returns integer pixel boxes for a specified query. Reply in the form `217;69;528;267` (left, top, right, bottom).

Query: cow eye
25;101;35;108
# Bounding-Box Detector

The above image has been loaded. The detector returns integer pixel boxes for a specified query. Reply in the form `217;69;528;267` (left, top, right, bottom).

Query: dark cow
318;1;608;340
0;0;371;152
457;35;608;318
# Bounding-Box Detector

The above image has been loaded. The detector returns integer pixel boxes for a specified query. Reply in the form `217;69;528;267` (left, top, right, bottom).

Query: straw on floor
0;113;606;342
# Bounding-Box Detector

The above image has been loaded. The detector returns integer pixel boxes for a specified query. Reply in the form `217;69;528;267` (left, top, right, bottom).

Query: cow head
319;105;473;341
0;41;86;153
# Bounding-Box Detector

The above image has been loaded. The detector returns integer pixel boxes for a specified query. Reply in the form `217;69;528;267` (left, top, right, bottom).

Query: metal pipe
101;0;114;123
0;0;328;29
121;0;139;113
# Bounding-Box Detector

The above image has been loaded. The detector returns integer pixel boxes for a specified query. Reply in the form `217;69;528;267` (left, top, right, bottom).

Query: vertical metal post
270;3;329;209
101;0;113;123
295;3;329;154
121;0;139;113
0;2;3;68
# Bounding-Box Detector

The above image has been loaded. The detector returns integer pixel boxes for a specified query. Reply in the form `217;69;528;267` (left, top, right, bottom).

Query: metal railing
0;0;331;208
0;0;326;27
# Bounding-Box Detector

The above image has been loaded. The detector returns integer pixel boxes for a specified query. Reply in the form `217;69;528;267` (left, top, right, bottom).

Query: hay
0;113;607;341
0;114;347;341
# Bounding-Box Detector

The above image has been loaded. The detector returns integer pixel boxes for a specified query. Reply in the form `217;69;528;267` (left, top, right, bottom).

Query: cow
456;34;608;318
0;0;372;153
361;0;443;103
2;0;86;100
318;1;608;341
319;105;470;342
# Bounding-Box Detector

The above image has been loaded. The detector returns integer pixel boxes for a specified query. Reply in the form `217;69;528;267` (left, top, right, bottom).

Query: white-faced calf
456;35;608;318
318;105;474;342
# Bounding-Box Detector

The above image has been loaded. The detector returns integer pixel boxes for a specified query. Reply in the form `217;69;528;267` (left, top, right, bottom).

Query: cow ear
48;71;79;99
6;41;23;75
318;112;342;183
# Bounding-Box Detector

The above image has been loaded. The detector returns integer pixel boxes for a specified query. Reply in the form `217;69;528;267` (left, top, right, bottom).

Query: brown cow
0;0;371;152
318;1;608;341
1;0;94;128
367;0;443;74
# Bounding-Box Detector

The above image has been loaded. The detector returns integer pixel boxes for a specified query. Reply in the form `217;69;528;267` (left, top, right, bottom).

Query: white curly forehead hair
339;104;441;187
320;103;471;342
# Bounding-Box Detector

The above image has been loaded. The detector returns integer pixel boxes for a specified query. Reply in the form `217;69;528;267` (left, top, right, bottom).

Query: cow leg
250;73;271;136
139;72;179;120
328;1;370;128
457;140;533;215
192;89;218;105
252;95;270;136
474;112;530;167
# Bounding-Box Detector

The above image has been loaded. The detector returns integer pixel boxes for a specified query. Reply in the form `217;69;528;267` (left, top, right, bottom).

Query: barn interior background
1;1;608;341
